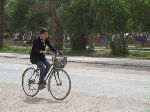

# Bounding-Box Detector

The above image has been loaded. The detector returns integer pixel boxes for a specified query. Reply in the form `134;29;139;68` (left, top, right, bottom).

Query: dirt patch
0;83;150;112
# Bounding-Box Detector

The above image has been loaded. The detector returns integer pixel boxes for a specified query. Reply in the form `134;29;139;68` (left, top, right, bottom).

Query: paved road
0;59;150;102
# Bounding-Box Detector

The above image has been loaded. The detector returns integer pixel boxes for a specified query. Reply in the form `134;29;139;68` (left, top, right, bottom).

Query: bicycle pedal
29;80;35;84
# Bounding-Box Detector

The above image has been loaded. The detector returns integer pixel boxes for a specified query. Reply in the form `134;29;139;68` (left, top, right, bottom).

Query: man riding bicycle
30;27;61;88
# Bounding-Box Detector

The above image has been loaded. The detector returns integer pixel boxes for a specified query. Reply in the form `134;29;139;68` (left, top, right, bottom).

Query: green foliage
5;0;50;32
5;0;35;31
59;0;131;53
4;0;150;55
58;0;93;50
129;51;150;59
127;0;150;31
0;43;31;53
110;37;129;55
5;0;150;33
26;0;52;31
91;0;129;33
59;0;92;35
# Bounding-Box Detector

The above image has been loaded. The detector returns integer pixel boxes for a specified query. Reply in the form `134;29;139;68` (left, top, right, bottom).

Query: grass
129;51;150;60
0;44;31;53
0;44;150;59
63;48;150;59
63;48;111;57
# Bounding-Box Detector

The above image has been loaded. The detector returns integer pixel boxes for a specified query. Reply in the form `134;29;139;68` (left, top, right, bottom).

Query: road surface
0;57;150;112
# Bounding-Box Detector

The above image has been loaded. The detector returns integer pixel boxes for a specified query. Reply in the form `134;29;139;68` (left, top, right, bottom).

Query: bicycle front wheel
22;67;40;97
48;69;71;100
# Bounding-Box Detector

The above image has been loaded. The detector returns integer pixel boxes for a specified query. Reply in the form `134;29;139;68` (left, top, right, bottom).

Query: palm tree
0;0;4;48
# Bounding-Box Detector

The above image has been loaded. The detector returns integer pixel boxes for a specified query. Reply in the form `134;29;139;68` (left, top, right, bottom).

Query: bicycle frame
43;53;63;82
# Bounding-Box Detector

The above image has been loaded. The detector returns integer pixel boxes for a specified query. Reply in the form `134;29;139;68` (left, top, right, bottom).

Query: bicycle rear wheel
48;69;71;100
22;67;40;97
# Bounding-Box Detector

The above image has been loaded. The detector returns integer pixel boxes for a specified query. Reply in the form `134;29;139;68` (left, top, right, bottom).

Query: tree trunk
110;33;128;55
88;33;94;49
71;33;87;51
0;0;4;48
51;11;63;50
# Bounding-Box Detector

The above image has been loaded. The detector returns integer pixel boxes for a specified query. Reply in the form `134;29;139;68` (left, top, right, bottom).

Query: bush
64;43;71;48
110;37;128;56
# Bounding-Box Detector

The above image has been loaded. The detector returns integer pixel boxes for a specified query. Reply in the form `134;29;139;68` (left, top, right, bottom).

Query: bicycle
22;53;71;100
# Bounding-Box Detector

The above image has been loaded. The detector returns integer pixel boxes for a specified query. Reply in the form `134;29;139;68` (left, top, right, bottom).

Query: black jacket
30;37;57;64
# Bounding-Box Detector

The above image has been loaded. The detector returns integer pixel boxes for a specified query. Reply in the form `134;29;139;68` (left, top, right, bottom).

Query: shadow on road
21;96;68;104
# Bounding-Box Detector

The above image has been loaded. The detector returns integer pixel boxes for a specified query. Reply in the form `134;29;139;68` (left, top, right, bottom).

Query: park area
0;0;150;112
0;0;150;59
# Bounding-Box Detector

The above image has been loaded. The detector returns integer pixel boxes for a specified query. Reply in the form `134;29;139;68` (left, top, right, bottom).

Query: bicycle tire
48;69;71;100
22;67;40;97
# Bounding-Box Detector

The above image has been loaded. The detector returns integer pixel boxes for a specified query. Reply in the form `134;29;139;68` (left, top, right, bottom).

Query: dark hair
39;27;48;34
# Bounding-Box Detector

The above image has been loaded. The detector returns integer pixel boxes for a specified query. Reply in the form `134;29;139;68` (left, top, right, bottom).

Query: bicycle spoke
22;67;39;97
48;69;71;100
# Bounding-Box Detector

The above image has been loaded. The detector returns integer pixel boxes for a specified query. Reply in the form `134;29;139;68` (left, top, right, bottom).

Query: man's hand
40;50;48;55
58;51;63;55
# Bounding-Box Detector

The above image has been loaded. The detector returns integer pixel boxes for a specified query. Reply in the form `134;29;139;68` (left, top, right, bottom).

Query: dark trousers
36;58;51;82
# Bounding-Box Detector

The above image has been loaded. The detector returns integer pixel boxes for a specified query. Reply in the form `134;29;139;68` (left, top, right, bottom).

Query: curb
0;55;150;67
68;60;150;67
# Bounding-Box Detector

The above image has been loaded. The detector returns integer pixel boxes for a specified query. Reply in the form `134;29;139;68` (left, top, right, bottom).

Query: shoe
38;81;46;90
39;85;46;90
38;80;46;85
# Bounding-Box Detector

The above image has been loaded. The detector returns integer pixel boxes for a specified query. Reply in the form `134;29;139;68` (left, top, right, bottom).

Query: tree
0;0;5;48
59;0;92;51
5;0;39;32
91;0;129;55
4;0;150;54
28;0;67;50
26;0;51;31
50;0;69;50
127;0;150;32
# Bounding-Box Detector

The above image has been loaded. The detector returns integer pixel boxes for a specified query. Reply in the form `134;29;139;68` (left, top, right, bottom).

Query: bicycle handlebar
48;51;64;57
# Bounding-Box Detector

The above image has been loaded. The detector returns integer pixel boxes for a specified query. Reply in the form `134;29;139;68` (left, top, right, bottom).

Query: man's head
39;27;48;40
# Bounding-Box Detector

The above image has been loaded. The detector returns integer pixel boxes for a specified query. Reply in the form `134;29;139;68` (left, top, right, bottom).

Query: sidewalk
0;52;150;67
